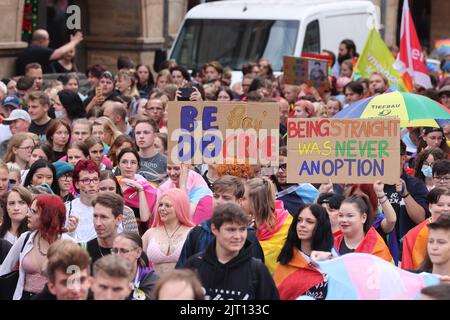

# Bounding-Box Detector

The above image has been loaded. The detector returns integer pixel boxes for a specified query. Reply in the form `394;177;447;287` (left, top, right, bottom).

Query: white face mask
55;111;66;118
421;165;433;178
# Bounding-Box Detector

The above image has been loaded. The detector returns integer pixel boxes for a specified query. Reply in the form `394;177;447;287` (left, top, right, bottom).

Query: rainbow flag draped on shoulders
353;28;412;92
334;227;393;262
401;218;431;271
274;249;325;300
316;253;440;300
257;200;293;273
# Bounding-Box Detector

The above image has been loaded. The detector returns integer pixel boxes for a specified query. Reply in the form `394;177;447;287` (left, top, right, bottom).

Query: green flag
354;28;412;92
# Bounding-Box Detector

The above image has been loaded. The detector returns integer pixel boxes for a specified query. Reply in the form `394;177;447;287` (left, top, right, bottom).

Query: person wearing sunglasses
112;232;159;300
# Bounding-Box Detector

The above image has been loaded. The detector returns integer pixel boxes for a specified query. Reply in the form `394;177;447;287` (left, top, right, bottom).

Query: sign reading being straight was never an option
168;101;279;166
287;118;400;184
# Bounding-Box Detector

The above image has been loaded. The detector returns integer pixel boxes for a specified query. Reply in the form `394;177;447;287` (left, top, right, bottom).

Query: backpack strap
20;232;31;253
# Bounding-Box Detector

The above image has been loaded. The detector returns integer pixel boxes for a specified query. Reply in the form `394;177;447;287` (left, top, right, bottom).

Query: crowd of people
0;28;450;300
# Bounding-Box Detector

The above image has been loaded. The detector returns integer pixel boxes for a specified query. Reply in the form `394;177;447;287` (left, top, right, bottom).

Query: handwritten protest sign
287;118;400;184
283;56;329;94
168;101;279;165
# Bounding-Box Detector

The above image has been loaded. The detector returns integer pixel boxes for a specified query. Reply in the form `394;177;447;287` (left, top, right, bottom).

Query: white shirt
65;197;123;243
0;124;11;143
3;231;17;245
66;198;96;243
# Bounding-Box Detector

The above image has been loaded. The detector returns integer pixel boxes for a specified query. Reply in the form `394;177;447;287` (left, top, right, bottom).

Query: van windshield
170;19;299;72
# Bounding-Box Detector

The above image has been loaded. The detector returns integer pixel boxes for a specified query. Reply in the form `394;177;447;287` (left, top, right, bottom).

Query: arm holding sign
396;178;426;224
374;180;396;233
318;178;334;195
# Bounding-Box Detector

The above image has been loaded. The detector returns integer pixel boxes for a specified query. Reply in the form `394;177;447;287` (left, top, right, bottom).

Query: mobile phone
95;86;102;97
178;87;194;101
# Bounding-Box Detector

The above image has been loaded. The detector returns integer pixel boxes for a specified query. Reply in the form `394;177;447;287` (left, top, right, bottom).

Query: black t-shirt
49;60;76;73
29;119;54;143
52;150;66;162
339;239;355;255
86;238;111;264
16;46;55;75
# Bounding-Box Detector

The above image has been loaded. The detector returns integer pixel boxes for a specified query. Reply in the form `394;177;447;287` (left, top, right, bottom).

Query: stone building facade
0;0;448;77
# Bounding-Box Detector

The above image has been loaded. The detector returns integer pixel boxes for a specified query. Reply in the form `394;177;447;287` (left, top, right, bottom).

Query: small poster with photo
283;56;329;95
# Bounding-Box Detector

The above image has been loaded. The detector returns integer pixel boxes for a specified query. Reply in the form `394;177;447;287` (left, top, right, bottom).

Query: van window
171;19;299;72
302;20;320;54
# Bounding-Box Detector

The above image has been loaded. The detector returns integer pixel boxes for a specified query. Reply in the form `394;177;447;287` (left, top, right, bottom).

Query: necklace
163;224;182;255
98;241;111;258
37;233;47;256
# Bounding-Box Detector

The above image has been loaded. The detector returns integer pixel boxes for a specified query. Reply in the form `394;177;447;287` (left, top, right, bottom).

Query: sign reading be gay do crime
168;101;279;165
287;118;400;184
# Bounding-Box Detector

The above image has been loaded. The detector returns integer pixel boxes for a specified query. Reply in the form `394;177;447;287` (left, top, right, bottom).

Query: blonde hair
98;116;122;145
117;69;139;98
245;177;277;230
2;133;34;164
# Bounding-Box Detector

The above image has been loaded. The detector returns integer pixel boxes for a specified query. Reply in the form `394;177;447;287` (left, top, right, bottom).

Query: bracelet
377;194;386;199
380;197;389;205
401;193;410;199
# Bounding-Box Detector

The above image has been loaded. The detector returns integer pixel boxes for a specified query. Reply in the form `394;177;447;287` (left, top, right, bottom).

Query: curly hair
216;164;256;179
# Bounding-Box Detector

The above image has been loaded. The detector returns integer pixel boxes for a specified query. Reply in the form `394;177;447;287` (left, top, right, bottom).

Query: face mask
421;165;433;178
55;111;65;118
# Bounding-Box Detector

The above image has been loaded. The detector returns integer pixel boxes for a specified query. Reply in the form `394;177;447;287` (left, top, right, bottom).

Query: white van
169;0;380;83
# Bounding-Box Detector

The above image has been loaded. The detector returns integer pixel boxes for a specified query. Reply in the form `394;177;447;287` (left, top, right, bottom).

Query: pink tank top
146;234;187;265
22;252;48;294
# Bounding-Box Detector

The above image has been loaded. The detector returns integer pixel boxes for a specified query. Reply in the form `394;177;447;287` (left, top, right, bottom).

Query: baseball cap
1;95;20;109
100;70;114;80
438;85;450;96
2;109;31;124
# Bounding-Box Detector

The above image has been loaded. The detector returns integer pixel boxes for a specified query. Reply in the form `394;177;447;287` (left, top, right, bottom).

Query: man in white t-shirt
66;159;100;243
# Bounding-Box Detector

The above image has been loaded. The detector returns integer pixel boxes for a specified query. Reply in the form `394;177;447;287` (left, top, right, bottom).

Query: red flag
394;0;432;89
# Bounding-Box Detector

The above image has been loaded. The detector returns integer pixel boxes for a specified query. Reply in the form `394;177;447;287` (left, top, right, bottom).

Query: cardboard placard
168;101;280;165
287;118;400;184
283;56;329;94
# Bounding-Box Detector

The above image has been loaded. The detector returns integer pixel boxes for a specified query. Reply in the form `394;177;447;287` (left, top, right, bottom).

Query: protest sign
168;101;279;166
287;118;400;184
283;56;329;94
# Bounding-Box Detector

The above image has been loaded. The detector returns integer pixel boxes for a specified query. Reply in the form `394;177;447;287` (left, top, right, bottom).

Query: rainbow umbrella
333;91;450;127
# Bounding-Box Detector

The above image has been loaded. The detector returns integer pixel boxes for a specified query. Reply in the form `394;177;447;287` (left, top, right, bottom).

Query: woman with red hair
0;194;75;300
142;188;194;277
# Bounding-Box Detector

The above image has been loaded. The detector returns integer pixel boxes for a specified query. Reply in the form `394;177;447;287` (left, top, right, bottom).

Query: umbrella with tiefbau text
333;91;450;127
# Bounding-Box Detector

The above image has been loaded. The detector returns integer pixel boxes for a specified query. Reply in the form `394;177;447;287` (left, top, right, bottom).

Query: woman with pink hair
142;188;194;277
292;99;317;118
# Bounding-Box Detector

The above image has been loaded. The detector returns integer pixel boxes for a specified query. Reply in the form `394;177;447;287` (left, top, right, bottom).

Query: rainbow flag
334;227;393;262
274;249;325;300
316;253;440;300
401;219;430;271
353;28;412;92
435;38;450;57
258;201;293;273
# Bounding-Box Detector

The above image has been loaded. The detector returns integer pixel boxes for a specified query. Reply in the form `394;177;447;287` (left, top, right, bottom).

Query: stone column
371;0;399;47
0;0;27;77
83;0;169;72
168;0;187;39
